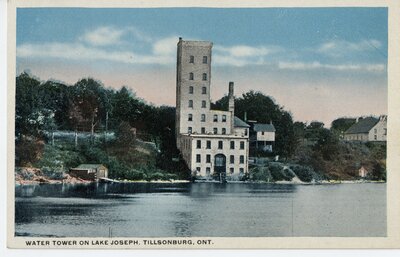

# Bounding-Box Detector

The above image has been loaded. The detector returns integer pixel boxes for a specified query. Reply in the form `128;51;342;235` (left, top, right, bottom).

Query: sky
16;8;388;126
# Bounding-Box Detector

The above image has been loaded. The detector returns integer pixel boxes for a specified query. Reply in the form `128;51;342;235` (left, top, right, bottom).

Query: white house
251;123;276;152
344;115;387;142
175;38;250;180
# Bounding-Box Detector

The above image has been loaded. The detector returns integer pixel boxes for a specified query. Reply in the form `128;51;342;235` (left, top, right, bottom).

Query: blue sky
16;8;388;125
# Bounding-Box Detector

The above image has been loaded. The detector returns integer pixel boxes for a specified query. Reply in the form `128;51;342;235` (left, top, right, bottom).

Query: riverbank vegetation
15;73;386;183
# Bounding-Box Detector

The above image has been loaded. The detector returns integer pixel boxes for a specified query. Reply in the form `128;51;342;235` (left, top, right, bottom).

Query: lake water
15;182;386;237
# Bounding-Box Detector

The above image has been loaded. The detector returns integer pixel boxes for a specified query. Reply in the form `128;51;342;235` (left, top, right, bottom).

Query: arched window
202;87;207;94
203;56;208;64
201;101;206;108
189;86;193;94
189;72;194;80
189;56;194;63
202;73;207;81
188;114;193;121
201;114;206;122
222;128;226;134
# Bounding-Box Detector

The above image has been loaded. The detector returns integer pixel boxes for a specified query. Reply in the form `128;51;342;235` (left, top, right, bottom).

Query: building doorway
214;154;226;176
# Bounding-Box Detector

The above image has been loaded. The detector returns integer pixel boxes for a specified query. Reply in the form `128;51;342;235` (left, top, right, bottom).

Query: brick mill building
175;38;249;180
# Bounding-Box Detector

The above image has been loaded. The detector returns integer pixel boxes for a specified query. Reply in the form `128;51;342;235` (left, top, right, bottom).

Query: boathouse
69;164;108;181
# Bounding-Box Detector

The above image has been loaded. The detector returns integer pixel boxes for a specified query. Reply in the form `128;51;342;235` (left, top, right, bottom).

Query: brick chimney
228;82;235;132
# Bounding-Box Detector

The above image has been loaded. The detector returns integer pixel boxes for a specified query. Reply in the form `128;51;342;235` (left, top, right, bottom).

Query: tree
213;90;298;157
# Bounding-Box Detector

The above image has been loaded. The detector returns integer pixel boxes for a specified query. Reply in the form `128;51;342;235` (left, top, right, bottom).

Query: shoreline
15;178;386;186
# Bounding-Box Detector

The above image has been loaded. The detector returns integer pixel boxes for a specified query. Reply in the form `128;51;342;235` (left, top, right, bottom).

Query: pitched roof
76;164;106;169
254;123;276;132
234;116;250;127
345;117;379;134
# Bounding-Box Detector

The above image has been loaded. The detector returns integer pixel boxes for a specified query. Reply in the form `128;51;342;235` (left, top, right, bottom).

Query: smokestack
244;112;247;122
229;82;235;132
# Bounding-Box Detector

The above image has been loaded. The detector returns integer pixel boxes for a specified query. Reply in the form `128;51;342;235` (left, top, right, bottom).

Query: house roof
234;116;250;128
76;164;106;169
345;117;379;134
254;123;276;132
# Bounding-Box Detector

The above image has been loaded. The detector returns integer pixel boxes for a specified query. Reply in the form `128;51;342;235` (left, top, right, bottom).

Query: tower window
222;128;226;134
189;86;193;94
201;114;206;122
202;73;207;81
201;101;206;108
201;127;206;134
196;154;201;163
189;55;194;63
188;100;193;108
213;128;218;134
188;127;192;134
206;154;211;163
203;56;208;64
218;141;223;149
202;87;207;94
213;114;218;122
222;115;227;122
188;114;193;121
189;72;194;80
206;140;211;149
230;155;234;164
240;141;245;149
196;140;201;149
240;155;244;164
230;141;235;149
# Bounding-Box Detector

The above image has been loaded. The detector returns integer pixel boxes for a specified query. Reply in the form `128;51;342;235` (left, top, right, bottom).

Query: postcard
6;0;400;249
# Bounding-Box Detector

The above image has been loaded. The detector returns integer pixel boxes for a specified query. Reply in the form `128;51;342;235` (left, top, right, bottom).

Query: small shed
358;166;369;178
69;164;108;181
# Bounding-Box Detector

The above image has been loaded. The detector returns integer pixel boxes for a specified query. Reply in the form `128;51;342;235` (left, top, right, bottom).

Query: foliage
213;90;297;157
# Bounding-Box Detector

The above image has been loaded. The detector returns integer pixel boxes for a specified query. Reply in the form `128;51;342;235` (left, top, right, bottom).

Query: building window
188;100;193;108
230;155;234;164
189;72;194;80
202;101;206;108
222;128;226;134
202;87;207;94
384;128;387;135
261;131;265;135
202;73;207;81
203;56;208;64
230;141;235;149
196;167;200;173
201;114;206;122
206;167;211;175
196;154;201;163
213;128;218;134
222;115;227;122
239;168;244;174
189;55;194;63
245;129;248;136
374;128;377;134
188;127;192;134
230;168;234;174
206;140;211;149
189;86;193;94
213;114;218;122
240;155;244;164
196;140;201;149
206;154;211;163
201;127;206;134
374;135;377;140
218;141;223;149
240;141;245;149
188;114;193;121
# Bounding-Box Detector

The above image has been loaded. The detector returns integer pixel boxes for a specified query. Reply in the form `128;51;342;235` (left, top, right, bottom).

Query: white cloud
213;44;279;66
17;42;173;65
317;39;383;57
80;26;126;46
152;36;179;56
278;61;385;72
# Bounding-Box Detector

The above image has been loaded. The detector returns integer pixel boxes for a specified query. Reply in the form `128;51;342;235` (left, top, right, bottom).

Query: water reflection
15;182;386;237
